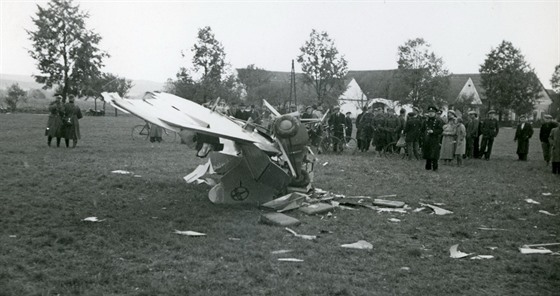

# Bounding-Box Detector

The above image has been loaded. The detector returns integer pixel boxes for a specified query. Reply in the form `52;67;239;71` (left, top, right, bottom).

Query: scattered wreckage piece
260;212;301;227
299;203;335;215
341;240;373;250
519;247;553;254
277;258;304;262
372;199;405;208
261;192;307;212
285;227;317;240
174;230;206;236
271;249;293;254
420;203;453;215
82;217;104;222
524;198;540;204
470;255;494;260
449;244;473;259
539;210;557;216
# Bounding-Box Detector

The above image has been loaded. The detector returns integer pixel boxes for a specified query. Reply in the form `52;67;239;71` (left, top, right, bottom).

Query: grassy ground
1;113;559;296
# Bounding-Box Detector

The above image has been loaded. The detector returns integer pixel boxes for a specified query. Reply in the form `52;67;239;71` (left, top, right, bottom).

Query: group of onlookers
45;95;82;148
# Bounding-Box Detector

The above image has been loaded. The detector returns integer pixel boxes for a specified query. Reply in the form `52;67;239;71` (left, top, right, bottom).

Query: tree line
3;0;559;118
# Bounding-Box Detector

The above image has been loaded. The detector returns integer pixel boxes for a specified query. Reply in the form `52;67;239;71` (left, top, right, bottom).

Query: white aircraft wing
102;92;280;154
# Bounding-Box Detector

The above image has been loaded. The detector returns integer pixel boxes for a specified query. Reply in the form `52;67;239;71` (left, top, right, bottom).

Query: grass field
1;113;559;296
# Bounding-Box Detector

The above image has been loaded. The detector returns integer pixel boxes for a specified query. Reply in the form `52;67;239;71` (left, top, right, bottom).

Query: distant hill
0;73;165;97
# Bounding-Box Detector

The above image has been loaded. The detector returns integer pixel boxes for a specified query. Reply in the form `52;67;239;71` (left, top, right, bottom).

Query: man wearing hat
540;114;559;166
403;111;422;160
514;114;534;161
465;111;480;158
62;95;83;148
479;109;500;160
422;106;444;171
301;106;313;119
328;106;346;152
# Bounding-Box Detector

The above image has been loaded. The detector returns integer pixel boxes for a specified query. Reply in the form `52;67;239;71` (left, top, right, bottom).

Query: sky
1;0;559;88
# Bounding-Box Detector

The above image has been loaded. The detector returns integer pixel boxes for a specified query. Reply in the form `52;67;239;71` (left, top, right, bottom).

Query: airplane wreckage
101;92;321;205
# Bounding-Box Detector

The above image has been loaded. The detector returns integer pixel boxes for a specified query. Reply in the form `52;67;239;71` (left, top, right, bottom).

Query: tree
189;26;228;103
394;38;450;109
297;29;348;106
3;83;28;111
82;73;133;111
551;64;560;93
27;0;109;102
237;64;272;101
480;41;542;117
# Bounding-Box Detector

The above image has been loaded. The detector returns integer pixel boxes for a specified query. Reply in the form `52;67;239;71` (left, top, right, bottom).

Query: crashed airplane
101;92;316;204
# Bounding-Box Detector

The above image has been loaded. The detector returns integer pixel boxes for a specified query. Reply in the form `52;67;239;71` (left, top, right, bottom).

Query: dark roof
346;70;399;99
445;73;486;104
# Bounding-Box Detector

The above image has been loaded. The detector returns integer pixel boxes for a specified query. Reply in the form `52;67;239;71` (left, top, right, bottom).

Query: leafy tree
551;64;560;93
27;0;109;102
479;40;541;117
237;64;272;101
394;38;450;109
82;73;133;110
4;83;28;111
297;29;348;106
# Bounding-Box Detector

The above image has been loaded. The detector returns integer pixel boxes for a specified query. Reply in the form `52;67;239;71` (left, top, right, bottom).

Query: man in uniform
465;111;480;159
540;114;558;166
422;106;444;171
514;115;534;161
479;110;500;160
371;107;387;156
358;107;374;152
344;112;353;142
328;106;346;152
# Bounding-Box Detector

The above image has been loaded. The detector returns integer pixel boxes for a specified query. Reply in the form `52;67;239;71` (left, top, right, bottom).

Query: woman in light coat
440;111;457;164
454;117;466;166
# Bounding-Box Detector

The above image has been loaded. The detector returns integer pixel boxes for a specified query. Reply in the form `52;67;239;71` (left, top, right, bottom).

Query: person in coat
465;111;480;159
328;106;346;152
371;107;387;156
440;111;457;165
455;117;467;166
404;112;422;160
46;95;64;147
479;110;500;160
344;112;353;142
63;95;83;148
358;107;374;152
514;115;534;161
540;114;559;166
422;106;444;171
549;122;560;174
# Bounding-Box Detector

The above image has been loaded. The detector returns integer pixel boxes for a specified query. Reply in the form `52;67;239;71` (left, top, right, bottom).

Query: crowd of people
351;104;560;174
45;95;82;148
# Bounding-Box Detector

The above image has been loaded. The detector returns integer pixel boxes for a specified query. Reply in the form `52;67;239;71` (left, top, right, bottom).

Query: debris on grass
542;192;552;196
363;205;408;214
539;210;557;216
373;198;405;208
9;235;17;238
82;217;104;222
470;255;494;260
271;249;293;254
111;170;132;175
449;244;473;259
183;160;215;185
413;207;426;213
524;198;540;204
299;203;335;215
519;247;553;254
260;213;301;227
388;218;401;223
174;230;206;236
400;267;411;272
261;192;306;212
277;258;304;262
341;240;373;250
228;237;240;241
285;227;317;240
322;162;329;166
421;203;453;215
487;246;498;250
478;227;508;231
133;175;142;178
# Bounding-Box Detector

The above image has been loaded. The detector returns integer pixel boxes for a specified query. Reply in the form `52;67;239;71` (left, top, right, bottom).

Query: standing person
149;123;163;143
312;104;323;119
440;111;457;165
540;114;559;166
549;122;560;174
404;112;422;160
385;109;401;147
455;117;467;166
328;106;346;152
422;106;444;171
479;110;500;160
358;107;374;152
514;115;534;161
45;95;64;147
344;112;353;142
355;107;366;150
371;107;386;156
465;111;480;159
62;95;83;148
301;106;313;119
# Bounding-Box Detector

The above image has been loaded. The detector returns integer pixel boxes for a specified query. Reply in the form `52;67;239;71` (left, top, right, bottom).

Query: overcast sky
1;0;559;88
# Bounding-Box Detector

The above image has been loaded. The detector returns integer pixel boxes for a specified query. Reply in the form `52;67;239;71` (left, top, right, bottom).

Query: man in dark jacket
358;107;374;152
371;107;386;156
465;111;480;159
328;106;346;152
514;115;534;161
422;106;444;171
540;114;559;166
404;112;422;160
344;112;353;142
479;110;500;160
